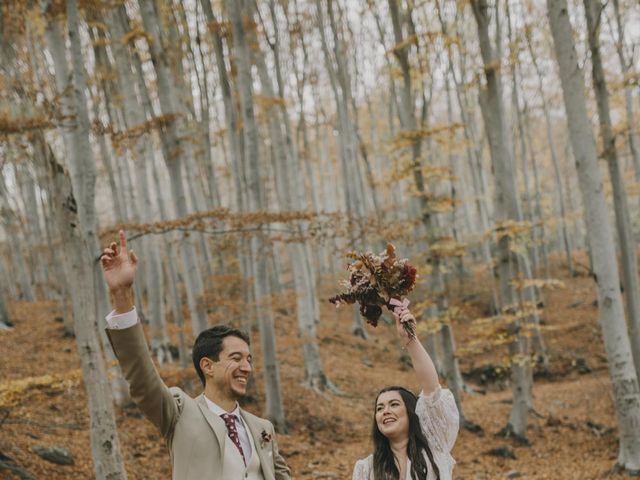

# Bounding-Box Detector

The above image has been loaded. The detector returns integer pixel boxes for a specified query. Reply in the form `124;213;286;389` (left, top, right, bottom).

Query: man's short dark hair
192;325;251;386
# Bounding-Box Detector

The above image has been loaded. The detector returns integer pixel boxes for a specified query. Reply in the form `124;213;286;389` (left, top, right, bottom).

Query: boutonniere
260;429;272;448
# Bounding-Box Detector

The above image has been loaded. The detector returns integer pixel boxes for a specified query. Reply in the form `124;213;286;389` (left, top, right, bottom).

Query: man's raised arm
101;231;180;439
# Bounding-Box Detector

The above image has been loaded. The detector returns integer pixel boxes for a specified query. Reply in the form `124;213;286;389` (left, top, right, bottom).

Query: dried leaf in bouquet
329;244;418;337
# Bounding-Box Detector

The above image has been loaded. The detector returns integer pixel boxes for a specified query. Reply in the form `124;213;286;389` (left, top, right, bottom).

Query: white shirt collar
203;395;241;418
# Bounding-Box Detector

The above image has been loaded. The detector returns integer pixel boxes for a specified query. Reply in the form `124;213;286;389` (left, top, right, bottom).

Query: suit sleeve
270;422;291;480
106;322;182;442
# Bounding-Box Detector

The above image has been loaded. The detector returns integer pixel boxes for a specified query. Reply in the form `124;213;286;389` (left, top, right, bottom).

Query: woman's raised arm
393;305;440;395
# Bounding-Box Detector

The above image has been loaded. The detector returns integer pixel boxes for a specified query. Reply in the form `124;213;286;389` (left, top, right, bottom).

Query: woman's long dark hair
372;386;440;480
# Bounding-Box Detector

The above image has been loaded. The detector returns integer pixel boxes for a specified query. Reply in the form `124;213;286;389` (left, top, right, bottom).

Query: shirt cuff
106;307;138;330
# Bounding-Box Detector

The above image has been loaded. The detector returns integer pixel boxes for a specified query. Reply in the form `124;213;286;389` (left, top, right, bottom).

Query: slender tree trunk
34;159;59;302
548;0;640;471
43;18;79;200
54;4;130;406
584;0;640;386
326;2;369;217
34;136;73;332
193;8;221;210
199;0;245;209
150;152;189;369
471;0;534;441
511;96;551;368
444;74;472;276
228;0;286;431
316;0;368;338
184;154;217;291
0;286;10;329
524;30;574;275
612;0;640;181
45;146;127;480
137;0;208;335
82;26;128;224
435;0;499;310
16;163;44;299
250;7;335;392
0;178;34;302
431;257;468;428
51;2;129;476
391;2;471;406
505;7;538;277
522;102;551;279
387;0;460;380
0;254;17;299
117;14;185;366
199;0;252;312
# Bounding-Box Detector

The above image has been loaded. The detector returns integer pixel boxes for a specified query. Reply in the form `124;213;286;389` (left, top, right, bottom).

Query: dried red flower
329;244;418;334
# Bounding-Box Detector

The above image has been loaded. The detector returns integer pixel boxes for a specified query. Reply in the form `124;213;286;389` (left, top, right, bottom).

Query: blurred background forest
1;0;640;478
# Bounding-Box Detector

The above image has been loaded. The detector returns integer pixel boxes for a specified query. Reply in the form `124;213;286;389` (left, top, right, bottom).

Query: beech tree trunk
387;2;473;421
43;3;130;407
612;0;640;181
45;2;129;477
471;0;535;441
584;0;640;387
137;0;208;335
522;101;551;279
88;23;149;326
0;287;10;329
104;5;171;363
149;150;189;369
316;0;369;338
435;0;499;310
0;175;34;302
16;163;44;299
34;136;74;333
505;6;539;276
228;0;287;431
524;29;574;276
250;5;335;392
548;0;640;471
45;144;127;480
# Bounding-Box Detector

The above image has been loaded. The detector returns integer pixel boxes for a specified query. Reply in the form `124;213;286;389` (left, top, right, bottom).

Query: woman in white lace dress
352;303;459;480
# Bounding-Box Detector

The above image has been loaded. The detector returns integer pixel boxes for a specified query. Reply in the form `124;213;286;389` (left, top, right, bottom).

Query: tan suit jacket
107;323;291;480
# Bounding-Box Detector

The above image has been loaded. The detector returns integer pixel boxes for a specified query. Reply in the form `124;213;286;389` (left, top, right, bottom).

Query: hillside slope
0;254;629;479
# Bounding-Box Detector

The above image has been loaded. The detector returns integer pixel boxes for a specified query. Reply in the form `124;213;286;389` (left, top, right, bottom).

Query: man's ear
200;357;216;379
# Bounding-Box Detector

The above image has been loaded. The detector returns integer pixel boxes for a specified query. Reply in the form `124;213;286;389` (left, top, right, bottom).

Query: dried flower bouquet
329;244;418;337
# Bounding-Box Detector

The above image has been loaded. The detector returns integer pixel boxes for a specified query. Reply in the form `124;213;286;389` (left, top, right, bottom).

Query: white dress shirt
204;397;253;462
105;307;253;463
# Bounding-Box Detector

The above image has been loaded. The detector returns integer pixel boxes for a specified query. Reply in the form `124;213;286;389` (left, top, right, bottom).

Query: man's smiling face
211;335;253;399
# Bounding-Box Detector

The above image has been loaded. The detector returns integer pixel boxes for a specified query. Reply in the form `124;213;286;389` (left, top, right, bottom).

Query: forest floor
0;251;634;479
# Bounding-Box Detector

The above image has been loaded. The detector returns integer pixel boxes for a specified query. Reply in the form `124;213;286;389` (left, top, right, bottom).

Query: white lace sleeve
352;456;372;480
415;387;459;453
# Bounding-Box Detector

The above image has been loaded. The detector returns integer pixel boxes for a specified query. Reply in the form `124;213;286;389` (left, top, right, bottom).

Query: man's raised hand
100;230;138;294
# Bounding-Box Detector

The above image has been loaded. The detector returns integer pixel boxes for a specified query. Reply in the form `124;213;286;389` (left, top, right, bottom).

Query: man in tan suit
101;231;291;480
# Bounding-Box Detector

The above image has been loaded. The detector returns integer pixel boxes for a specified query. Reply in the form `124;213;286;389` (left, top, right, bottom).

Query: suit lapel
196;394;227;457
241;410;274;480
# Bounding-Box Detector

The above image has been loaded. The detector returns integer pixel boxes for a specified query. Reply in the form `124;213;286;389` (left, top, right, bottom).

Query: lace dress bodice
351;387;459;480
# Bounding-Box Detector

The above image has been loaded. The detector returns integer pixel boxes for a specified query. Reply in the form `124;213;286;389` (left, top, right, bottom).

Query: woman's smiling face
375;390;410;440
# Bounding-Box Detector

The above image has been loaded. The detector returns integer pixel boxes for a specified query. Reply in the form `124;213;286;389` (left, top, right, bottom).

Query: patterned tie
220;413;246;465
